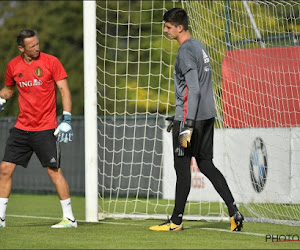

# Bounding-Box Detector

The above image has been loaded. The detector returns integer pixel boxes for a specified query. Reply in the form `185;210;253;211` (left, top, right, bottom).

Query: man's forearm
56;79;72;113
61;93;72;113
0;86;15;100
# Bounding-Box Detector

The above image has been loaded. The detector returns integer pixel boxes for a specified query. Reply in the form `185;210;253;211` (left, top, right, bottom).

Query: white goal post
84;0;300;224
83;0;98;222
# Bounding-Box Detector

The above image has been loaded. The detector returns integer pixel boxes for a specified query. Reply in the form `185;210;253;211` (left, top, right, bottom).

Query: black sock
227;203;238;217
170;214;183;225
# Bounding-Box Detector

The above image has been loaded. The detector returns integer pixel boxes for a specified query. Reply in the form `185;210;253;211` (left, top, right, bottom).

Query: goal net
86;0;300;224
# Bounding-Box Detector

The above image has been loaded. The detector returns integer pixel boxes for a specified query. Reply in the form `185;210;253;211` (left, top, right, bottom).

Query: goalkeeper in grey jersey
149;8;244;232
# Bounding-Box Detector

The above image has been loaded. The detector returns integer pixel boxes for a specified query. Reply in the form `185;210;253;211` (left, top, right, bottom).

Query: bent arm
56;78;72;113
0;85;15;100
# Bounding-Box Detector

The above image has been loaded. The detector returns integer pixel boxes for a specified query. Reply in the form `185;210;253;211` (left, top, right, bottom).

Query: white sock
0;198;8;220
60;198;75;221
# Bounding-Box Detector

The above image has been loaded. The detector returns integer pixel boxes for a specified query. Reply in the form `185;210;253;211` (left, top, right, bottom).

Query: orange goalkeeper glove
178;120;194;148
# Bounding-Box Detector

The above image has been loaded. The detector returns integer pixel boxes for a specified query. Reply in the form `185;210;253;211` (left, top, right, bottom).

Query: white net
96;0;179;219
94;0;300;224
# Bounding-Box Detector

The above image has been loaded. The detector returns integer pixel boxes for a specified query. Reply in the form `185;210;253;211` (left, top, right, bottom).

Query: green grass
1;194;300;249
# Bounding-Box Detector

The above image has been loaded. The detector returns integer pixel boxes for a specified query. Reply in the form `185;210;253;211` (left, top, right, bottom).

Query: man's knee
0;162;16;179
47;167;61;178
47;167;67;181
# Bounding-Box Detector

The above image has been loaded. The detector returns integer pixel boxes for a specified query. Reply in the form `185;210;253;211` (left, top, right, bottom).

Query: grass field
1;194;300;249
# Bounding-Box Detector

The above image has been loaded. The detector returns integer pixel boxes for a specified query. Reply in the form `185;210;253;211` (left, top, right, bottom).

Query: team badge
35;67;43;77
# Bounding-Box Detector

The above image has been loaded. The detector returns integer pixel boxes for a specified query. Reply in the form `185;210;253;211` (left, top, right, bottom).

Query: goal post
84;0;300;224
83;0;98;222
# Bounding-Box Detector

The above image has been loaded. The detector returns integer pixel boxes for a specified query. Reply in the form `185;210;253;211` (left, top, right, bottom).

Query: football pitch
0;194;300;249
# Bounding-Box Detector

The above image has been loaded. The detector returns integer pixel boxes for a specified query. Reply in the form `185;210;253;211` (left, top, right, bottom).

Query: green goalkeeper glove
178;120;194;148
54;111;73;143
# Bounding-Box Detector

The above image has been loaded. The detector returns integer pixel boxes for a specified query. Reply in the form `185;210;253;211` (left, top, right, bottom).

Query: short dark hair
17;29;37;47
163;8;188;30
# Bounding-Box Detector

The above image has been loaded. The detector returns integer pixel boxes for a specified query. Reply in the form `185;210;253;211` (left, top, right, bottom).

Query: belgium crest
35;67;43;77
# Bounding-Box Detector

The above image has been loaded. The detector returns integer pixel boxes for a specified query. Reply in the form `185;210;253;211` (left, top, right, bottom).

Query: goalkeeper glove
165;116;175;133
0;97;6;112
54;111;73;143
178;120;194;148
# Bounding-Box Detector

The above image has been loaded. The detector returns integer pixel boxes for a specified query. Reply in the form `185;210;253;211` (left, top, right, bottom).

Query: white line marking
7;214;60;221
199;227;265;237
6;214;142;226
6;214;265;237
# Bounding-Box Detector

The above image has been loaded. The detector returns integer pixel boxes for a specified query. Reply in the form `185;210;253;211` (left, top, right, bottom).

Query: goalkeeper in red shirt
149;8;244;232
0;29;77;228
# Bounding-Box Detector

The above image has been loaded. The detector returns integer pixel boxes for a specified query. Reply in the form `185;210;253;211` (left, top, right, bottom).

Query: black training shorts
3;127;61;168
172;117;215;159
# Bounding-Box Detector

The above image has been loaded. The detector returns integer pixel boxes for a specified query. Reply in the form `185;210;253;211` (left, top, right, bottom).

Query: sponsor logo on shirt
202;49;210;63
18;79;43;88
50;157;56;163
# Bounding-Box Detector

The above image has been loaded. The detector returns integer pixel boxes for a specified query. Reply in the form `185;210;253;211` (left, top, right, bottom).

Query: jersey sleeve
5;63;16;86
185;69;201;122
51;57;68;82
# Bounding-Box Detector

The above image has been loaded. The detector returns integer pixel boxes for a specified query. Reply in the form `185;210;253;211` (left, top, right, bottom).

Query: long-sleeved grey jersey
173;37;216;122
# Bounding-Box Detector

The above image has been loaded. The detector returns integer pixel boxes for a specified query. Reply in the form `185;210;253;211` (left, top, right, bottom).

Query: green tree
0;1;83;116
0;1;299;118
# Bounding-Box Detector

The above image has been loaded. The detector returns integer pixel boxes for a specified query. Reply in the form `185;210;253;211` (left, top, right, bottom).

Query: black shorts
3;127;61;168
173;118;214;159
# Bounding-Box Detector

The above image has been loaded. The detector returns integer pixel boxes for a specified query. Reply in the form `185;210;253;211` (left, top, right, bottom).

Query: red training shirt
5;52;68;131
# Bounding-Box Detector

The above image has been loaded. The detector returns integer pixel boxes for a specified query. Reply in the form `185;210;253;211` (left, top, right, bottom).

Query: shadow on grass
185;221;231;230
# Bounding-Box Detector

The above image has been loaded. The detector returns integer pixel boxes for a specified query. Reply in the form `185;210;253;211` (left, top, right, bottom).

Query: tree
0;1;83;116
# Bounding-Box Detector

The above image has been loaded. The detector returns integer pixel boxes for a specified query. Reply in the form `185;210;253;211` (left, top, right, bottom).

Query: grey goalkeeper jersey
174;37;216;122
